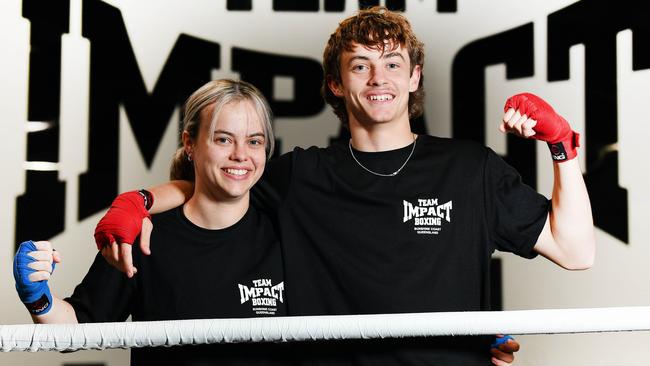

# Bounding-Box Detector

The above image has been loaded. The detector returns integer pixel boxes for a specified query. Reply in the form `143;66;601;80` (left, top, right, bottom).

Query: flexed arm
501;93;595;270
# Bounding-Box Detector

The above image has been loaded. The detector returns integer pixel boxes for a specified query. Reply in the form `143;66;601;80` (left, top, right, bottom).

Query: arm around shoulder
148;180;194;213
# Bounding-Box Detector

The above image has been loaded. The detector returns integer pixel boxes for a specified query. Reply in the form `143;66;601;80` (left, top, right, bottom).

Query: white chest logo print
403;198;453;235
238;278;284;315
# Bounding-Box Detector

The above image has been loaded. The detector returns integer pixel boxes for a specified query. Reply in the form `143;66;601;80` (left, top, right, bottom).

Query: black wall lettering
232;47;325;156
224;0;454;13
324;0;345;12
79;0;220;219
547;0;650;243
227;0;252;11
15;0;70;246
387;0;406;12
232;48;323;117
359;0;380;9
359;0;408;11
359;1;407;11
273;0;318;12
22;0;69;123
15;0;636;253
437;0;457;13
452;23;536;187
280;0;404;12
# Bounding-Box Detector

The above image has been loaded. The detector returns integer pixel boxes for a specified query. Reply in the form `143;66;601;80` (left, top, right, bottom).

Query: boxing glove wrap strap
13;240;54;315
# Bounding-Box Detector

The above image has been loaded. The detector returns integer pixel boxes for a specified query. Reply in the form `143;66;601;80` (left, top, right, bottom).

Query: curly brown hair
322;6;425;128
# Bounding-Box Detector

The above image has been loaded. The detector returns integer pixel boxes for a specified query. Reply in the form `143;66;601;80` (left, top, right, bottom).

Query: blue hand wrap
490;334;514;349
13;240;54;315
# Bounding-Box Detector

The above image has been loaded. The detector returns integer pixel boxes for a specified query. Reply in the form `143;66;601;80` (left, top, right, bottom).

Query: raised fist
502;92;580;162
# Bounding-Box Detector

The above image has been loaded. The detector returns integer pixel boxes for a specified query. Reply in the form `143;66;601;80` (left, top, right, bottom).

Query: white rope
2;306;650;352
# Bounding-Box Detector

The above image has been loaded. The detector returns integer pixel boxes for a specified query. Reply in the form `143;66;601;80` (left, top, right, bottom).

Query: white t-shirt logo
238;279;284;315
403;198;453;235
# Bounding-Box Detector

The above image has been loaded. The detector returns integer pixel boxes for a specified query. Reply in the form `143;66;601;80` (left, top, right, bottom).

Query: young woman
13;79;290;366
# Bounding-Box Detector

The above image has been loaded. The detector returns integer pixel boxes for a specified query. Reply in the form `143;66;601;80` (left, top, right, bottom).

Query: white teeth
225;169;247;176
368;94;393;101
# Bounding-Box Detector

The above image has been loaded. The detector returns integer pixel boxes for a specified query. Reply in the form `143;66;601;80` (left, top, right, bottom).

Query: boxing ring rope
2;306;650;352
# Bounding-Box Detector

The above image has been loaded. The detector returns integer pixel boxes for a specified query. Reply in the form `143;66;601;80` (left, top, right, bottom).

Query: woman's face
187;100;267;202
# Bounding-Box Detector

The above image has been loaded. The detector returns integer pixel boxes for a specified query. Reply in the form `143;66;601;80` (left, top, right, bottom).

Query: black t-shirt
66;206;291;366
254;135;549;365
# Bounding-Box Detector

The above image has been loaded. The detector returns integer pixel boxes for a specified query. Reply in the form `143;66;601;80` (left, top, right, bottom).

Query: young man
93;7;594;366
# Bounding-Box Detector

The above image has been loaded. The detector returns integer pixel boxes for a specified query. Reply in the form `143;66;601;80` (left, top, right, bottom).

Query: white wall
1;1;648;365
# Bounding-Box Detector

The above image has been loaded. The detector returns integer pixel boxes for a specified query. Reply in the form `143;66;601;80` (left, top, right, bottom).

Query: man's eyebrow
348;55;370;63
346;52;405;64
382;52;406;61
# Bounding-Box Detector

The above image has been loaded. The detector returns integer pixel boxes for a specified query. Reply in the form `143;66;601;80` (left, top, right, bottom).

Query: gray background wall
1;0;649;365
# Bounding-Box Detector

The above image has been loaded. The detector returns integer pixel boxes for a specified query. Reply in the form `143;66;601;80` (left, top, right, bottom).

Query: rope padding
3;306;650;352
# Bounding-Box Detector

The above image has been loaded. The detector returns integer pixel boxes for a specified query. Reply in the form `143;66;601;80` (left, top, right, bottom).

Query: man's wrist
138;189;154;210
547;131;580;162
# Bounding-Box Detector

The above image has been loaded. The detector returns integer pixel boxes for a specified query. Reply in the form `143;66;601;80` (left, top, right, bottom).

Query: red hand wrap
504;93;580;162
94;191;151;250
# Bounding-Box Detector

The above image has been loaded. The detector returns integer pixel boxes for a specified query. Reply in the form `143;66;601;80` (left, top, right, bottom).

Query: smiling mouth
223;168;249;176
367;94;394;101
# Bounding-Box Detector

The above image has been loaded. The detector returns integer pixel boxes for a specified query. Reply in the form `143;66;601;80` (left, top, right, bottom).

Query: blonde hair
170;79;275;181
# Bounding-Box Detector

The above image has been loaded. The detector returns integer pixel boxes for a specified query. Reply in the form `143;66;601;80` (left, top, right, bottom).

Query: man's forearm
546;159;595;269
148;180;194;214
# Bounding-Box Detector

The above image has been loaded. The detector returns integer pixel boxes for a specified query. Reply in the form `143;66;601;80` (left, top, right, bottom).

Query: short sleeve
251;150;294;215
64;252;135;323
484;148;550;259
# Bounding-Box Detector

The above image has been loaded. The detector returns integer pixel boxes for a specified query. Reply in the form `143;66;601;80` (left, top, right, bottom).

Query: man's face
329;42;421;128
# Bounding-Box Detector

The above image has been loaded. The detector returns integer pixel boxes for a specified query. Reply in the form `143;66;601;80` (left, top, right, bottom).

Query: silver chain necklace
348;135;417;177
